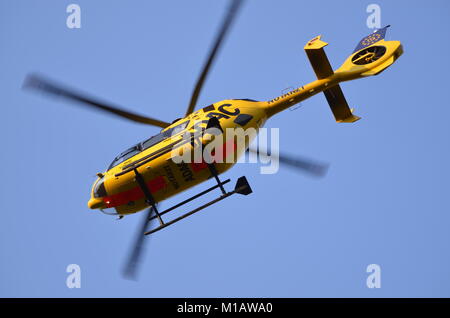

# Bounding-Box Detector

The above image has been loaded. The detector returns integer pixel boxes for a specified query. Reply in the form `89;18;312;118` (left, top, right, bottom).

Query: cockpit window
108;146;140;170
107;120;189;171
93;176;107;198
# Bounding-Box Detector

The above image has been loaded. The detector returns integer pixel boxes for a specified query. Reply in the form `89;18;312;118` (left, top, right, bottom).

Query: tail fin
304;26;403;123
353;25;390;53
304;36;360;123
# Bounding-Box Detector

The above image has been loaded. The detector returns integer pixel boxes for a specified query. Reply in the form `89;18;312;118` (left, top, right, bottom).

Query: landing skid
132;163;252;236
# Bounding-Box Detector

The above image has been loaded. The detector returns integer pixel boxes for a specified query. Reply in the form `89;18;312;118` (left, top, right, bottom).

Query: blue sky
1;0;450;297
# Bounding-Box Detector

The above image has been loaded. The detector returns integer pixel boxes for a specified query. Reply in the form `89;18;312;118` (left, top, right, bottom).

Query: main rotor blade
248;147;329;177
23;74;171;128
123;206;155;280
185;0;244;116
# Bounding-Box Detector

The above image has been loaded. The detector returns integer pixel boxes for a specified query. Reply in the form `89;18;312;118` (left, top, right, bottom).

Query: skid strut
133;168;164;226
207;163;226;195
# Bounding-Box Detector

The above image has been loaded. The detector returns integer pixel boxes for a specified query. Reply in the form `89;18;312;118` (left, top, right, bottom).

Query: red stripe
213;138;237;160
190;139;237;171
103;175;167;208
191;161;208;172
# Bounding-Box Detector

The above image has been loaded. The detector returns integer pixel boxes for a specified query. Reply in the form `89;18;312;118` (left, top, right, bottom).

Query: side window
120;147;140;162
108;146;140;170
141;121;189;151
164;121;189;137
141;133;166;151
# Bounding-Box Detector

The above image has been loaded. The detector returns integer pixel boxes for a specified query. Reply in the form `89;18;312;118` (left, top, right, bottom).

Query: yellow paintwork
89;101;268;214
88;33;403;215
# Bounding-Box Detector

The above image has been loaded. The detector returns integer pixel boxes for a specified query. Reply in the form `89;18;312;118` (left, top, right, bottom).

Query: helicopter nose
88;197;105;209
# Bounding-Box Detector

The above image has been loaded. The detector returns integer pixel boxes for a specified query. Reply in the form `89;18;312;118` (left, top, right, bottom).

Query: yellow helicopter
24;0;402;278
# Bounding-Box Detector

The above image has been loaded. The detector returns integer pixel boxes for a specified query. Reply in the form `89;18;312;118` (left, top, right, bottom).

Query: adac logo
361;33;381;46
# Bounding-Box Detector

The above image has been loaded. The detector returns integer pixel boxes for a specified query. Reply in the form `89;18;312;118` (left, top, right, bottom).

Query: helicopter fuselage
88;99;268;214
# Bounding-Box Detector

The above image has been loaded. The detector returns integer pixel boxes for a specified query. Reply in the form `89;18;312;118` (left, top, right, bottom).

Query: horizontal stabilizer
304;36;360;123
304;36;334;79
323;85;360;123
